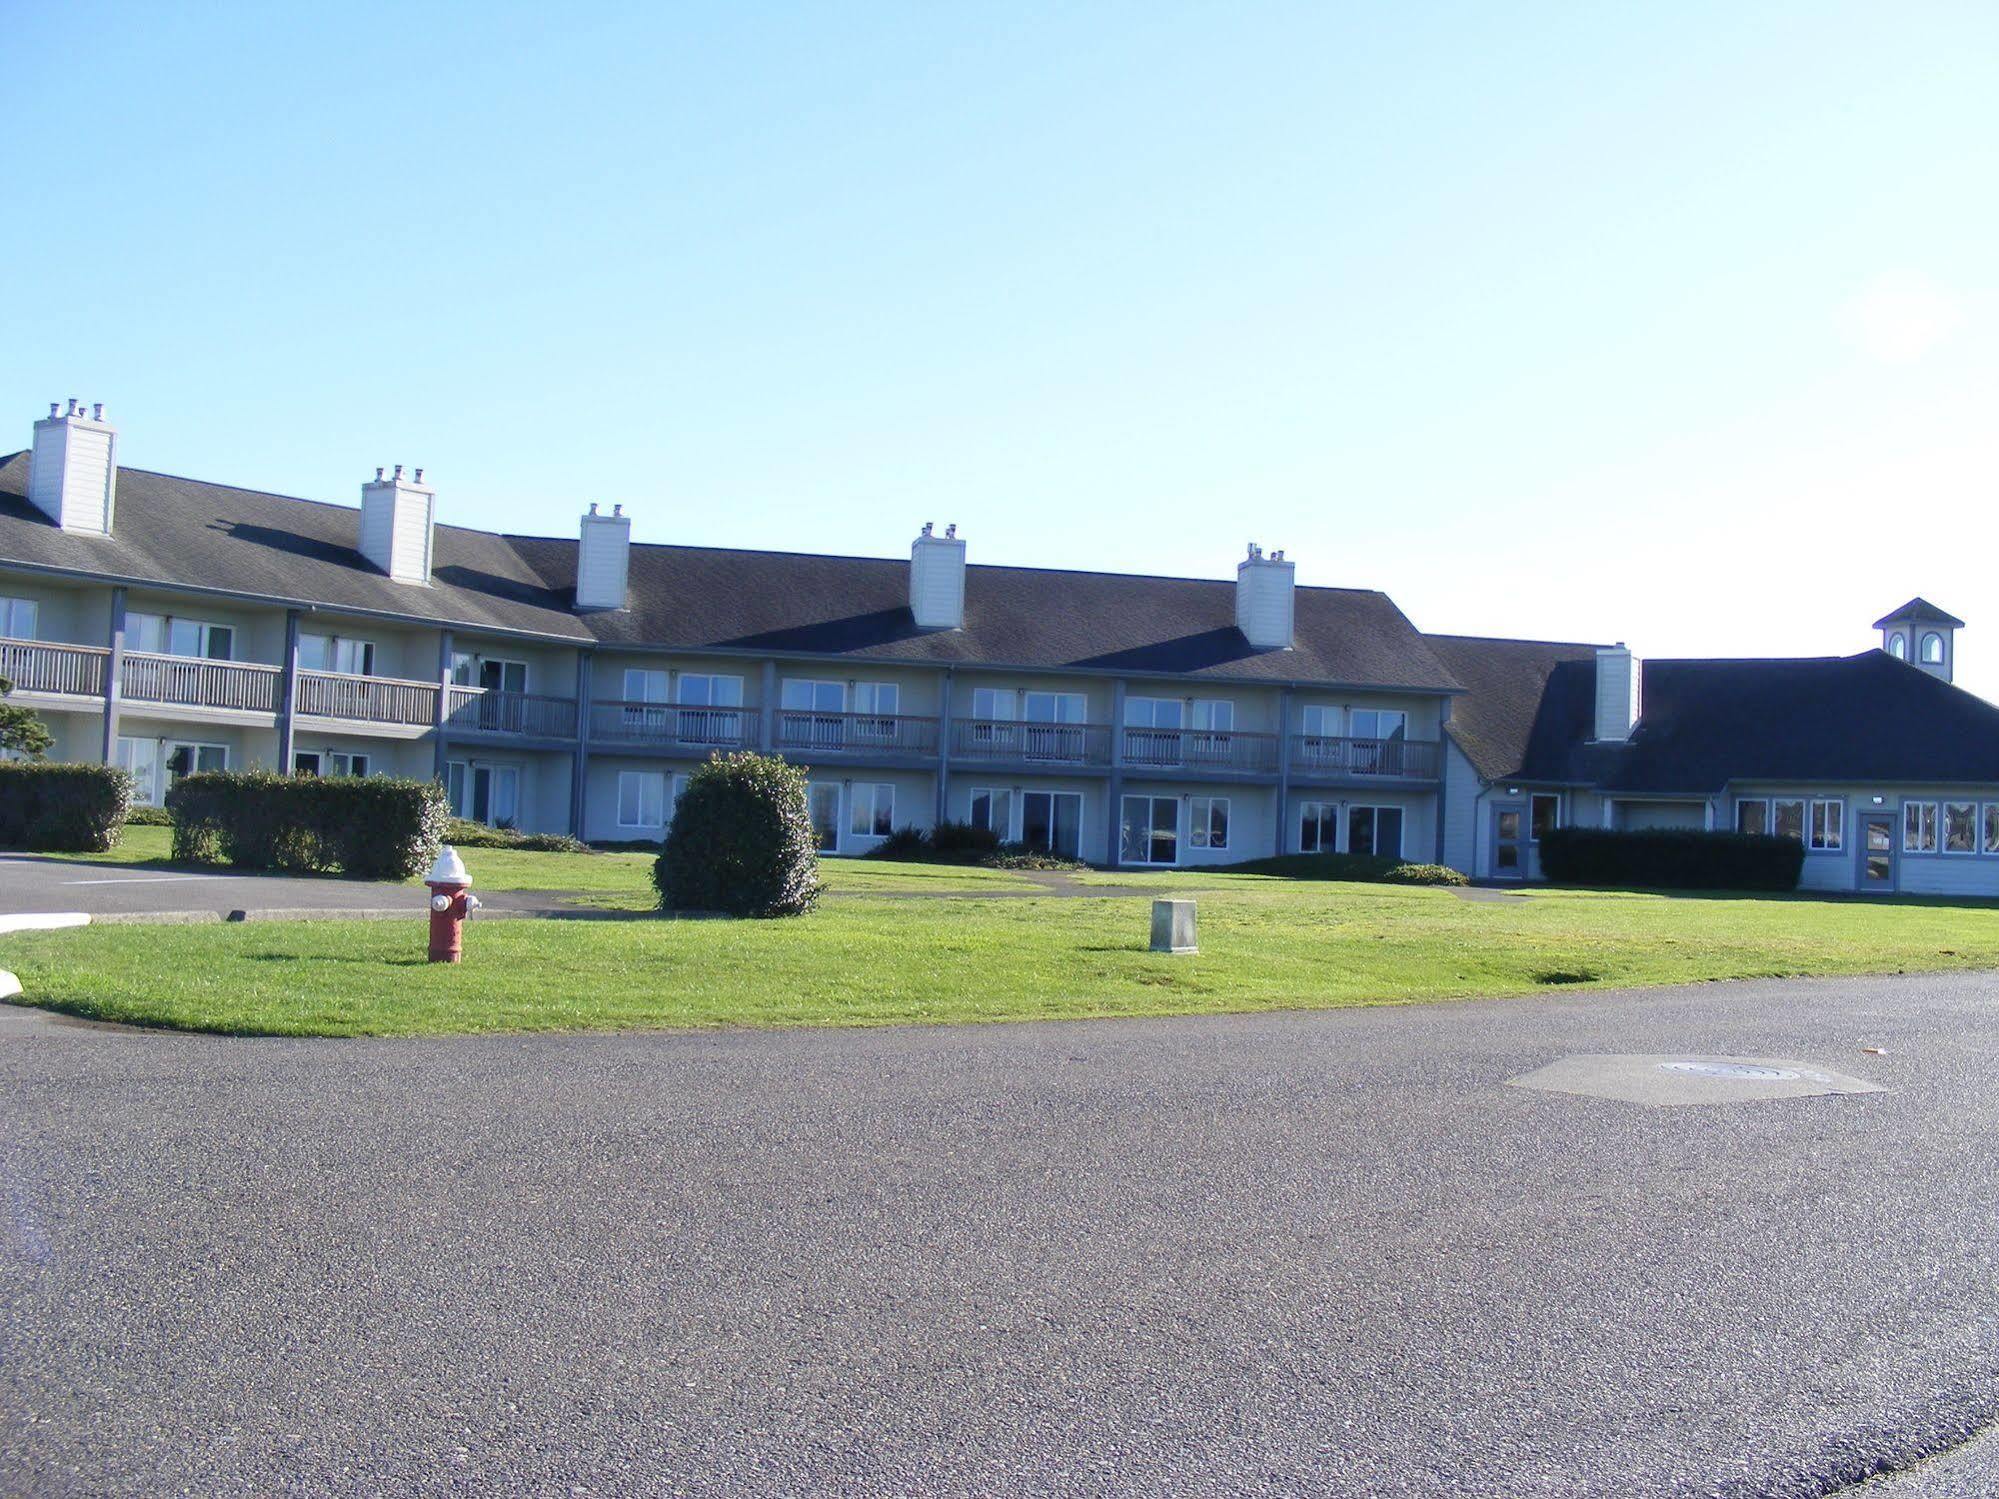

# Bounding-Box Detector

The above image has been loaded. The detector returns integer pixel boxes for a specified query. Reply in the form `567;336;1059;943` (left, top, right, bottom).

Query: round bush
653;752;823;917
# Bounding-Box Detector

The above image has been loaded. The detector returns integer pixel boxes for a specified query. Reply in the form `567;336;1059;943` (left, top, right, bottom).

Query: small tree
0;675;53;759
654;751;822;917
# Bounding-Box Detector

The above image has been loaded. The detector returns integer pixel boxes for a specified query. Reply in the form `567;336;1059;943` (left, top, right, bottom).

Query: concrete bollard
1150;897;1197;955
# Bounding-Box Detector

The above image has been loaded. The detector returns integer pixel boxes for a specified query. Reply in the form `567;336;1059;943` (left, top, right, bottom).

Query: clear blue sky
9;3;1996;687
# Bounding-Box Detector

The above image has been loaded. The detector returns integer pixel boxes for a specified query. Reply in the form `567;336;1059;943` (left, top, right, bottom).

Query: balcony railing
1288;734;1439;780
0;637;107;698
296;670;438;726
1122;727;1280;774
951;718;1113;767
446;686;579;739
587;701;757;751
775;710;940;758
122;652;281;713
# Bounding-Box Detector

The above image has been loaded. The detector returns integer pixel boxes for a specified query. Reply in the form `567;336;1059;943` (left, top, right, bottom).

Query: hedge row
1221;852;1470;886
167;771;449;880
863;822;1087;871
0;762;134;852
1537;828;1803;892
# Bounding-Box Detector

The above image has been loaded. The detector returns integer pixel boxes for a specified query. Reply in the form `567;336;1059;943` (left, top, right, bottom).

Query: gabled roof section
1602;652;1999;791
1424;634;1605;781
0;452;590;640
1872;597;1964;630
506;537;1466;687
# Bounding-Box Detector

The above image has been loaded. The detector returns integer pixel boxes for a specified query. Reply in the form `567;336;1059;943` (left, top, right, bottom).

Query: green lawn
37;823;1041;907
6;870;1998;1037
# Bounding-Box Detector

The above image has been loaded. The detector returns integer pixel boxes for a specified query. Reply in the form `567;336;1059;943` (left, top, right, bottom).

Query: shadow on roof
1072;627;1260;673
717;607;925;653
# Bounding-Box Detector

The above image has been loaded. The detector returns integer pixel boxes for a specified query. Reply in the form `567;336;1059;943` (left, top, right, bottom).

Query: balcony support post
759;660;777;753
1105;679;1127;869
934;668;953;827
570;649;592;838
99;587;126;765
433;629;454;782
276;610;301;774
1274;686;1294;857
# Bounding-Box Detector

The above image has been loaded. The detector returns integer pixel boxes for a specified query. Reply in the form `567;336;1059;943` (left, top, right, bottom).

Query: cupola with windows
1874;598;1964;683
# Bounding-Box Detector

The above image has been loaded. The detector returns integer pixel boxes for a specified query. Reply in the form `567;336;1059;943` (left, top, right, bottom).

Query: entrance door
1491;805;1527;879
1120;794;1180;865
1860;813;1897;891
808;783;841;853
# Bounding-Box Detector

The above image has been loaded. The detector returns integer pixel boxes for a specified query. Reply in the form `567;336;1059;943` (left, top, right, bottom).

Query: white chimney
910;521;967;630
28;398;117;534
1593;643;1641;741
1235;543;1295;651
358;464;436;584
576;502;632;611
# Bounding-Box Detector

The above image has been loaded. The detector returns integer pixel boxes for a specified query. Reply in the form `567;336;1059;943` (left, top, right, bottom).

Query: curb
0;912;92;934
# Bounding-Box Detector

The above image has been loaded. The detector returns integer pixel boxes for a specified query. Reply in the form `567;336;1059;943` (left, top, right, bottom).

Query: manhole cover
1658;1060;1803;1082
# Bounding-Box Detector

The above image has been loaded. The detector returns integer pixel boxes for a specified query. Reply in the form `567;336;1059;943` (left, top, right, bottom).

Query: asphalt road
4;973;1999;1496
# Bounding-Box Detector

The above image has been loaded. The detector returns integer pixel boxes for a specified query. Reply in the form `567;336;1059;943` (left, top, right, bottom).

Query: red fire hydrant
425;846;481;963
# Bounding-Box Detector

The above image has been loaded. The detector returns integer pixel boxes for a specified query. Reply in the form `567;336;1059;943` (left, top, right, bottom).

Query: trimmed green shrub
985;844;1087;872
442;818;591;854
123;803;174;827
1537;827;1803;892
167;771;448;880
654;752;822;917
867;825;933;860
1220;852;1470;886
860;822;1085;871
930;821;1003;860
0;761;134;852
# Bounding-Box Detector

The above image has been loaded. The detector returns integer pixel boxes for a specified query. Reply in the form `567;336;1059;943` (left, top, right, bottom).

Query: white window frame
1347;804;1404;859
164;739;229;784
325;751;370;778
848;782;896;840
1984;803;1999;856
1736;798;1770;835
617;770;668;829
1921;632;1946;665
301;633;376;676
1772;798;1806;843
293;751;323;777
807;781;841;853
0;596;37;639
968;786;1015;840
1887;632;1908;660
1019;790;1083;859
1189;795;1229;851
1119;793;1180;866
622;668;669;703
1943;800;1977;855
1191;699;1234;732
1299;799;1338;854
1904;800;1939;854
1529;793;1560;842
1808;798;1844;852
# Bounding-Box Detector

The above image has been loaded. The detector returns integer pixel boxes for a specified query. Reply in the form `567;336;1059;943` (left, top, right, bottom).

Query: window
326;752;370;778
782;678;843;712
116;737;162;805
852;682;900;740
1120;794;1179;865
1191;700;1234;732
1125;696;1184;765
0;596;36;639
670;773;689;816
445;761;469;817
300;634;375;676
479;658;528;693
782;679;846;749
848;782;895;839
1529;794;1560;841
1300;800;1338;854
1735;799;1770;835
128;612;231;659
970;687;1015;721
164;741;228;785
1350;709;1407;742
1348;805;1404;859
1189;796;1229;851
1772;799;1805;842
1944;801;1976;854
1809;799;1844;852
623;669;669;702
1986;805;1999;856
1904;800;1939;853
293;752;322;777
969;786;1014;840
1494;808;1522;872
807;783;840;852
677;673;742;706
1350;709;1408;774
1021;791;1082;859
1887;633;1908;660
678;673;744;744
618;770;667;829
448;761;521;827
127;612;166;653
1921;633;1946;665
1022;690;1088;761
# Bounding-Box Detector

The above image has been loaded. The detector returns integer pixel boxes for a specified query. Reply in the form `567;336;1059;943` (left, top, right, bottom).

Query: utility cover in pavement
1507;1054;1886;1107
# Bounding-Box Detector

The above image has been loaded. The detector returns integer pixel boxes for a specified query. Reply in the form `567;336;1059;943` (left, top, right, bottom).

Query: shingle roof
1872;597;1964;630
0;452;590;640
1424;634;1606;781
0;453;1464;690
1593;652;1999;791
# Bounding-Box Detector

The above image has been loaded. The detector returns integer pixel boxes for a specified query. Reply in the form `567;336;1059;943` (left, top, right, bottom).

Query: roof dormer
1875;598;1963;683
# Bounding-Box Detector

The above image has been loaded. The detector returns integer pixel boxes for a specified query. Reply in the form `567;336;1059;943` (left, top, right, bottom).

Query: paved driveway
4;973;1999;1495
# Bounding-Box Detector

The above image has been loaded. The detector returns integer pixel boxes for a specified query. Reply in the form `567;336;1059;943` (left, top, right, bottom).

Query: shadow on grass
1537;882;1999;912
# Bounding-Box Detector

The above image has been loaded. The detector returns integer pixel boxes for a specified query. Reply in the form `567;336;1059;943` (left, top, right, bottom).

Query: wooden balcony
951;718;1113;768
1287;734;1439;781
446;686;579;739
122;652;281;713
775;710;940;759
586;701;756;752
0;637;107;698
296;670;438;726
1122;727;1280;775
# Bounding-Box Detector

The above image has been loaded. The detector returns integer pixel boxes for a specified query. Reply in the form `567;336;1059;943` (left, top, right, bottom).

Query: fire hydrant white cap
427;845;469;886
